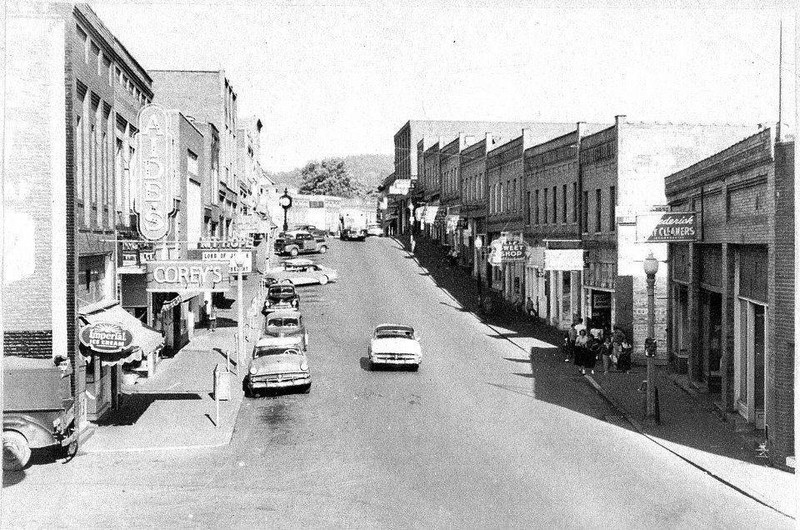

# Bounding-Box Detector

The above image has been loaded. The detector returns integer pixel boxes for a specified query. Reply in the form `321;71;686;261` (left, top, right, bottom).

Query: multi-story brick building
149;69;240;238
665;128;794;468
390;120;570;234
578;116;756;359
459;134;493;277
236;116;264;216
438;134;473;248
5;3;162;425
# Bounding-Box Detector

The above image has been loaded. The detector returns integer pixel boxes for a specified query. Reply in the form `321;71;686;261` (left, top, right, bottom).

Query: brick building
665;127;794;468
459;134;493;278
5;3;162;425
150;69;240;238
578;116;756;359
438;134;473;248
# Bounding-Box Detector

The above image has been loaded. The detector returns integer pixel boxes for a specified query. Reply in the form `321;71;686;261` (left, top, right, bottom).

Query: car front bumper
248;374;311;389
370;355;420;365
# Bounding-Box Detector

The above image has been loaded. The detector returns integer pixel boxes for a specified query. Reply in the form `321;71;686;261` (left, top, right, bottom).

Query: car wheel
289;248;299;257
319;275;329;285
3;430;31;472
319;245;328;254
243;378;253;398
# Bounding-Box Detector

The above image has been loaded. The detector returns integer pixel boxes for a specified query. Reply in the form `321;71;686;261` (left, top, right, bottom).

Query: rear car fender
3;414;59;449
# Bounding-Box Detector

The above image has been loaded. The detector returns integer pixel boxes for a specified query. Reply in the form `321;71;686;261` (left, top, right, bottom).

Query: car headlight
291;299;298;307
249;366;258;375
300;361;308;371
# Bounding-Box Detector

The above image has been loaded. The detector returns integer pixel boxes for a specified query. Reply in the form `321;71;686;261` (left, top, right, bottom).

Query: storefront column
688;243;702;384
549;271;558;326
719;243;735;411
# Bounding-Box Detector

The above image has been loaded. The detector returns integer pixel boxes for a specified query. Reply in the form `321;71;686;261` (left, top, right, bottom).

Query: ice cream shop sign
133;104;176;241
80;323;134;354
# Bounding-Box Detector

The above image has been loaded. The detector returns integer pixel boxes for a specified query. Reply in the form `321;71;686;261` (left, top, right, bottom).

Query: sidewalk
82;274;264;454
398;233;795;518
585;367;796;518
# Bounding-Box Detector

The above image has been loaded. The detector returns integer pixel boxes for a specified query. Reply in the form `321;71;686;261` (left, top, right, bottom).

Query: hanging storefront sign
500;240;526;262
79;322;134;354
527;246;545;268
146;261;230;292
197;236;253;250
544;249;585;271
132;104;176;241
636;212;697;242
389;179;412;196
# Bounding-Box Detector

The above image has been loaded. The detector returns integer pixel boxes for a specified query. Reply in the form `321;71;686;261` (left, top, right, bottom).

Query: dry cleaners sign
133;105;176;241
80;323;134;354
146;261;231;292
636;212;697;242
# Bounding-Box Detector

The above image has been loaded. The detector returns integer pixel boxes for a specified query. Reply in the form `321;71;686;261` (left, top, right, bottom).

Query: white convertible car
368;324;421;371
263;258;338;286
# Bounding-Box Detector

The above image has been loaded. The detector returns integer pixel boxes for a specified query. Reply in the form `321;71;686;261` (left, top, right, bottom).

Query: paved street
2;238;791;528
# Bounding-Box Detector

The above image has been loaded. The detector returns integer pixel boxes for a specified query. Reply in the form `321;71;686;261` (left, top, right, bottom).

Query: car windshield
254;347;301;358
267;317;299;327
375;326;415;339
268;287;295;298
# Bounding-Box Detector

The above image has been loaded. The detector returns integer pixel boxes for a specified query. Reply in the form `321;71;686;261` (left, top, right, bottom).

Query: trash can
214;364;231;401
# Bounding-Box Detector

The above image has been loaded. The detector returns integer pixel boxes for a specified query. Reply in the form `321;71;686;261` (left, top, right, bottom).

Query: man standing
209;301;217;332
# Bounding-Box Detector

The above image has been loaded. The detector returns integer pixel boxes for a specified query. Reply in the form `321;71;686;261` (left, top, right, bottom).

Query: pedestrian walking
209;302;217;332
617;339;633;373
600;335;614;373
574;317;587;336
575;328;589;373
410;235;416;254
585;334;600;375
202;300;209;328
566;322;578;362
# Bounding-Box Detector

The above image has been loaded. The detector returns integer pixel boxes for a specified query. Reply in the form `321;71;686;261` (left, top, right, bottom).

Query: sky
91;1;797;172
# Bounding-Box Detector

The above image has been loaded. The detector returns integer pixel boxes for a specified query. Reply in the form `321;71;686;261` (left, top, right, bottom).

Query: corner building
665;128;794;468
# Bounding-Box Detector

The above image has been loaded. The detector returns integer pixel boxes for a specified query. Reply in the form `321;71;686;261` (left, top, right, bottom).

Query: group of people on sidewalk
563;317;632;375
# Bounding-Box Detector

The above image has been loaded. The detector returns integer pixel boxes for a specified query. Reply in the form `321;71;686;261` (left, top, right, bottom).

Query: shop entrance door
735;299;766;428
590;290;611;330
699;291;722;392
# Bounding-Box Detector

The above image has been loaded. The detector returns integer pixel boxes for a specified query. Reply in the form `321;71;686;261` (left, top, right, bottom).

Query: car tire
319;245;328;254
243;378;253;398
289;248;299;257
319;275;329;285
3;430;31;472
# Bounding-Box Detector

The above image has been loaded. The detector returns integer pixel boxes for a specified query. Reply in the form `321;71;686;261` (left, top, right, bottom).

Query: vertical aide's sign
133;105;175;241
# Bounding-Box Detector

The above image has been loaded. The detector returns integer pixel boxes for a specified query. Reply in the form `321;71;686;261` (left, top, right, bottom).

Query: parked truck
340;209;368;241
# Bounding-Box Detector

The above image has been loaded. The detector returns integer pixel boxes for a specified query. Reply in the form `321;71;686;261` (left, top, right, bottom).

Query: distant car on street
263;310;308;350
262;283;300;315
244;335;311;396
366;224;384;237
293;225;327;242
340;227;367;241
275;230;329;256
263;258;338;286
368;324;422;370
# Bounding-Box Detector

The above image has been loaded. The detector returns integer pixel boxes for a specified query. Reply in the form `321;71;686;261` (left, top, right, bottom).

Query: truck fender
4;414;59;448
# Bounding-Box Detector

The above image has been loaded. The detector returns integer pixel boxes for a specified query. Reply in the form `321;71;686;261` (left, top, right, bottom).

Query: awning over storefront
79;302;164;366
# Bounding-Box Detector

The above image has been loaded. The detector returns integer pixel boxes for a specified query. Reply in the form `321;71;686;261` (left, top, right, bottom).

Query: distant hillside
267;154;393;196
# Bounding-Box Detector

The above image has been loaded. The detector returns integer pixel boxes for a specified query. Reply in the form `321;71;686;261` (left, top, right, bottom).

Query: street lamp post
230;251;247;379
278;188;292;233
475;237;483;310
643;251;659;423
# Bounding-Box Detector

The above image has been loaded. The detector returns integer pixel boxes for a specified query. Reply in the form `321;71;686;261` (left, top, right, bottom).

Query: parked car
244;335;311;396
275;230;329;256
263;310;308;350
294;225;327;242
340;227;367;241
264;258;338;286
366;224;384;237
262;283;300;315
367;324;422;370
3;356;78;471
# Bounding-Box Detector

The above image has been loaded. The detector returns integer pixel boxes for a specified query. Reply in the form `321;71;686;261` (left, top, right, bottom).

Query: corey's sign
146;261;230;292
133;105;175;241
636;212;697;242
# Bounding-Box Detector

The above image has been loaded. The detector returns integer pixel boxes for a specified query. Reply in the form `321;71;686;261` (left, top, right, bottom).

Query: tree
298;158;360;197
